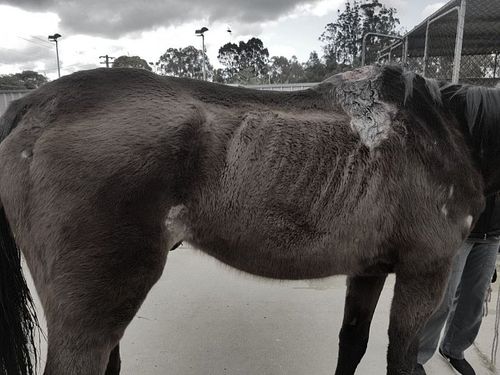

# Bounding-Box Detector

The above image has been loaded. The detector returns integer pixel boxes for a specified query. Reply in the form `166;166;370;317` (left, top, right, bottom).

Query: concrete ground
30;245;499;374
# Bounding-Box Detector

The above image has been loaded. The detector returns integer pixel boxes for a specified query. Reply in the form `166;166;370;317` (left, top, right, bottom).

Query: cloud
422;2;446;18
0;5;62;75
383;0;408;10
0;0;328;38
293;0;343;17
0;44;57;76
0;45;53;65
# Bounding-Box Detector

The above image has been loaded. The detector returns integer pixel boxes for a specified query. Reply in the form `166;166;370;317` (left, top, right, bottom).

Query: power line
29;35;53;46
16;36;52;49
39;63;98;74
64;62;99;70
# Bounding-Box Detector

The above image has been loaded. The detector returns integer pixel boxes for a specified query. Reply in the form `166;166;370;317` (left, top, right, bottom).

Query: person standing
415;194;500;375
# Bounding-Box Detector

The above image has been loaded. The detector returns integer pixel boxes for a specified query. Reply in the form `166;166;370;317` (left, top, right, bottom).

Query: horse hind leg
335;274;387;375
40;214;171;375
104;345;121;375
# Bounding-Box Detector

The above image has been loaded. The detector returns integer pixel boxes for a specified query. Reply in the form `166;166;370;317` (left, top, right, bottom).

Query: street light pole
195;27;209;81
48;33;62;78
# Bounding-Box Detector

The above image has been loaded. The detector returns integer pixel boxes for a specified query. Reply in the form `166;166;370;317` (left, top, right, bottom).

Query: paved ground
30;245;499;374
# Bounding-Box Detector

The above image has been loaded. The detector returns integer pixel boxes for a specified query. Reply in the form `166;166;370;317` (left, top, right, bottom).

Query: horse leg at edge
105;344;121;375
334;274;387;375
386;262;450;375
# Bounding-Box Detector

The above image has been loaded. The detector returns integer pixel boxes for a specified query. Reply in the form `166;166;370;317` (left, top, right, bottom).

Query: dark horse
0;65;499;375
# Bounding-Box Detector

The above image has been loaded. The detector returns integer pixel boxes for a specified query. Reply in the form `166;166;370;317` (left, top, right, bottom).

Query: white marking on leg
465;215;473;229
448;185;454;199
441;204;448;217
165;205;188;248
166;205;185;223
21;150;31;159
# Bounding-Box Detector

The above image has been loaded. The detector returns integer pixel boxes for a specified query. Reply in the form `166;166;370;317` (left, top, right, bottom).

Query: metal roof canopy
403;0;500;57
375;0;500;82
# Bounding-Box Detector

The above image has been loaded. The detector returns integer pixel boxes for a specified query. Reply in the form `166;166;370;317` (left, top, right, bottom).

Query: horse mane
448;85;500;132
391;63;500;139
378;65;443;108
399;70;442;106
379;66;500;156
375;65;451;145
439;82;500;160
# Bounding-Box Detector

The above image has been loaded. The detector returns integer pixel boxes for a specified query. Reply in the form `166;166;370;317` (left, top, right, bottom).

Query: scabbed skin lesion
327;66;398;149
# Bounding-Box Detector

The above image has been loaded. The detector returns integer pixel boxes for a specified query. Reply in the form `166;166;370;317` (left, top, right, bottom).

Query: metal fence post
423;20;430;77
494;52;499;79
403;37;408;65
362;34;368;66
452;0;467;83
361;33;403;66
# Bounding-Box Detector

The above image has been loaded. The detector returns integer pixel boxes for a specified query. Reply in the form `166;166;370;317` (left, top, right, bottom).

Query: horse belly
185;178;378;280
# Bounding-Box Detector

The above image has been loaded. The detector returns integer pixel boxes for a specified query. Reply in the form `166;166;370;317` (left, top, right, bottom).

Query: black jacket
469;194;500;240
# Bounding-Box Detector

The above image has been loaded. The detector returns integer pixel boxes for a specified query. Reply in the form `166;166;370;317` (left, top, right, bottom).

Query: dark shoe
413;363;427;375
439;348;476;375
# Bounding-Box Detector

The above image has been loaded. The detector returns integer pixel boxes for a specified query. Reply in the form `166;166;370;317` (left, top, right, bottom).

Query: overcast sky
0;0;446;80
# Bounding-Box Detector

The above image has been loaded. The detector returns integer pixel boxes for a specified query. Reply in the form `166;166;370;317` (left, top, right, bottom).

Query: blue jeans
418;238;499;363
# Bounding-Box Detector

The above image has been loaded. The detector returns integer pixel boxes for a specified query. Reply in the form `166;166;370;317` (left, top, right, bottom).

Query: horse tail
0;98;39;375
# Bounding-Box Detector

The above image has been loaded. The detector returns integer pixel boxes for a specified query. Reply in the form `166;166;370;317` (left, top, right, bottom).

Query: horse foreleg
105;344;121;375
334;274;387;375
387;263;449;375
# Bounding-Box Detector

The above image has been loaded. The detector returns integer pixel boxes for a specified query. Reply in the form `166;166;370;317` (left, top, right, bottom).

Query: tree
218;37;269;84
217;42;241;82
157;46;212;80
360;1;401;64
112;55;152;71
288;56;305;83
269;56;291;84
0;70;48;90
212;68;226;83
320;0;400;67
304;51;328;82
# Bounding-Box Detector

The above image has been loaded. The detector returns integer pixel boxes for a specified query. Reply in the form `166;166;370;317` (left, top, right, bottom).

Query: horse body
0;65;493;374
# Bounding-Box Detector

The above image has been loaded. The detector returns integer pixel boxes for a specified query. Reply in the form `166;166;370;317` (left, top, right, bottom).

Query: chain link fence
364;0;500;86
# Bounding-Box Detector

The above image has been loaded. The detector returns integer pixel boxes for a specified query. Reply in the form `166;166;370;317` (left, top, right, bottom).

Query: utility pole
100;55;115;68
195;27;209;81
48;33;62;78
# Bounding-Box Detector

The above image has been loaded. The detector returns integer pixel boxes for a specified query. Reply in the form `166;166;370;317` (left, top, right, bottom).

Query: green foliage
212;68;226;83
218;38;269;84
303;51;328;82
112;55;152;71
0;71;48;90
268;56;306;84
157;46;212;80
320;0;400;67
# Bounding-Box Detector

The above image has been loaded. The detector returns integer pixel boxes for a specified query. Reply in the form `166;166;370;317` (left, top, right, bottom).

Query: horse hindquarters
38;204;171;375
